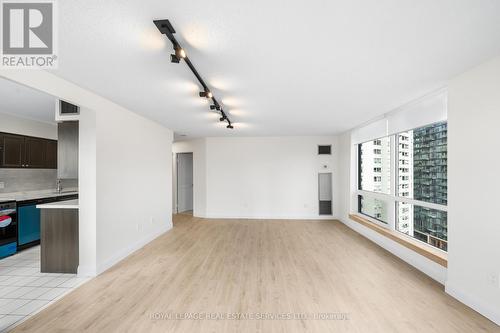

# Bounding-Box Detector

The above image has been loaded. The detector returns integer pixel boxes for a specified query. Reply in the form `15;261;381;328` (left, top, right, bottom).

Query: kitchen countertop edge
36;199;79;210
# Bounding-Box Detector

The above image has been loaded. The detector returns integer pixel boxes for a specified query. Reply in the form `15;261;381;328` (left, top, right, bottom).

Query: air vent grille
60;100;79;115
318;145;331;155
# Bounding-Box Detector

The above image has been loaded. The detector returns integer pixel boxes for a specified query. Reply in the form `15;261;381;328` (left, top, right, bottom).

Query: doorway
176;153;193;214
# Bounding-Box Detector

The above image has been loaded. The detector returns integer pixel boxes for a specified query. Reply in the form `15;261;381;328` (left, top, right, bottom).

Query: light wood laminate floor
11;214;499;332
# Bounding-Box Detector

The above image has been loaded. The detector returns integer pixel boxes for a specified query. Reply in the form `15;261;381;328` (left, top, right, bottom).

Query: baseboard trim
77;265;97;277
96;223;172;275
445;282;500;325
203;214;338;220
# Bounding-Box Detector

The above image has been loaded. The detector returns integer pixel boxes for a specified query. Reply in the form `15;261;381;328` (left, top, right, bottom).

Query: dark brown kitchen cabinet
25;137;46;168
45;140;58;169
0;132;57;169
1;133;25;167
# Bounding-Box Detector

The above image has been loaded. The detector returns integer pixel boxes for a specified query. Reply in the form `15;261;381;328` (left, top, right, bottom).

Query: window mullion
388;135;396;231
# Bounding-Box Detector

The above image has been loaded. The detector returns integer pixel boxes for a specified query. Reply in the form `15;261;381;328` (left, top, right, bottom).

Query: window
358;136;391;194
358;195;388;223
397;122;447;205
356;122;448;251
396;202;447;251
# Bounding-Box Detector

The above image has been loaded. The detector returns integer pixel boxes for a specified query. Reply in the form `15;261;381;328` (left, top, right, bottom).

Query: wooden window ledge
349;214;447;267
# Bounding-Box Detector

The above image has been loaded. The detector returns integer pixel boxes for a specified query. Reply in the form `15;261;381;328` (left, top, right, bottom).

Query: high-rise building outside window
396;122;447;250
358;137;391;194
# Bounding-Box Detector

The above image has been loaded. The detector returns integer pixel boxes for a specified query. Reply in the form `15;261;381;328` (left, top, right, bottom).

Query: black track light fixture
199;91;213;99
154;19;234;129
170;54;180;63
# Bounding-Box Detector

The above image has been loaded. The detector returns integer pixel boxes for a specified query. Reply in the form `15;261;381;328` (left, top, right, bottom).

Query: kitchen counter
0;189;78;203
39;200;79;273
37;199;79;209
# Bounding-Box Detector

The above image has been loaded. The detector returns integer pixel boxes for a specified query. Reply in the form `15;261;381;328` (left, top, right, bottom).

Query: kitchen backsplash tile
0;169;57;193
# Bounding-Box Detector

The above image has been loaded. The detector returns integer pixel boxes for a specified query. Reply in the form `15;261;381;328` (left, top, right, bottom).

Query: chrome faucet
56;179;62;194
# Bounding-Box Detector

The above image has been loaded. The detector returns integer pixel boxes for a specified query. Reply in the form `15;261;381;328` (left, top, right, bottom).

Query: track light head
227;124;234;129
175;46;186;59
199;91;213;98
219;116;226;122
210;105;216;110
170;54;180;63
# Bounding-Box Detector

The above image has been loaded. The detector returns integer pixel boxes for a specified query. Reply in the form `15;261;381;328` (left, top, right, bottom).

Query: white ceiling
0;78;55;123
43;0;500;137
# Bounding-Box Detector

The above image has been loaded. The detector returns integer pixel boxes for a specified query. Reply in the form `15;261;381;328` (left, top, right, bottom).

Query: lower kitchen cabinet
18;204;41;247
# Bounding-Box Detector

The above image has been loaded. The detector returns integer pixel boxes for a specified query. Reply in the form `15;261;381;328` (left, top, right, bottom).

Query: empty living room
0;0;500;332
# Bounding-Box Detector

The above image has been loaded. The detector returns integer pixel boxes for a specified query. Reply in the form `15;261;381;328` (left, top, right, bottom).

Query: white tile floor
0;246;89;332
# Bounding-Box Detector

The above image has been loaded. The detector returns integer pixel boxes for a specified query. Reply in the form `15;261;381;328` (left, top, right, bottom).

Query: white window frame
355;122;448;252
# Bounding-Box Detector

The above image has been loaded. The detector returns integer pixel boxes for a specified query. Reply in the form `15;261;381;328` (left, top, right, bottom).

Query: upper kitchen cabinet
0;133;25;167
25;137;46;168
45;140;58;169
0;132;58;169
57;121;78;179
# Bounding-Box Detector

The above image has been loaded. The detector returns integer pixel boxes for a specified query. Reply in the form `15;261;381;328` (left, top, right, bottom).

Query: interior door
177;153;193;213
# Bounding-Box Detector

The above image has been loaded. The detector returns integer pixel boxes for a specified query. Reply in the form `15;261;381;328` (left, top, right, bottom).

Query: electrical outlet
0;182;4;189
487;273;499;288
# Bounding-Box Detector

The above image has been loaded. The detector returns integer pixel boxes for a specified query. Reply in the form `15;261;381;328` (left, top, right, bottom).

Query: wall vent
59;100;80;115
318;145;331;155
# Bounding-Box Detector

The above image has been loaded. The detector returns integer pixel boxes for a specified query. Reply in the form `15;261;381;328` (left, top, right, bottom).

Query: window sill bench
348;214;448;268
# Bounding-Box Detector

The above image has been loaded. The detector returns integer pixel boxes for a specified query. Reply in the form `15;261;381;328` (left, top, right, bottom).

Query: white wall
0;111;57;139
78;107;97;276
172;139;207;217
95;105;173;274
445;56;500;324
0;70;173;276
205;136;338;219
